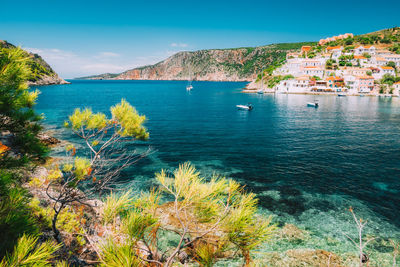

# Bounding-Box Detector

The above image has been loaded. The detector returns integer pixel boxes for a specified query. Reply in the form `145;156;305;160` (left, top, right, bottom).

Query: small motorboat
257;90;264;94
337;93;347;97
307;102;319;107
384;94;392;98
236;104;253;110
186;85;193;91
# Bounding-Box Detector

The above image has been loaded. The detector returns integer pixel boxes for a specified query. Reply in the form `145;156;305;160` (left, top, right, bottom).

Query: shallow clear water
35;80;400;258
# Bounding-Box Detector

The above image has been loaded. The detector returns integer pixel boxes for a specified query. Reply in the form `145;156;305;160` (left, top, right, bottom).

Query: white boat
384;94;392;98
257;90;264;94
307;102;319;107
337;93;347;97
186;66;193;91
236;104;253;110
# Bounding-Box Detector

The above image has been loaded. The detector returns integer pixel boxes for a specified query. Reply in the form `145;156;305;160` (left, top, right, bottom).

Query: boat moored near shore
236;104;253;110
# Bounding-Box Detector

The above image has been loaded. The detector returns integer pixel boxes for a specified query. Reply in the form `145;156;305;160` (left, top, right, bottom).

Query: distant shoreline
242;89;397;97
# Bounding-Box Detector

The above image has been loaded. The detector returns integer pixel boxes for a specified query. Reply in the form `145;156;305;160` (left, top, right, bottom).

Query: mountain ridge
76;42;316;81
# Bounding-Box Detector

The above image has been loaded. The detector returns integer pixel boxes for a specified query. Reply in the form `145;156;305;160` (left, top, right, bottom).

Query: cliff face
115;43;314;81
0;40;68;86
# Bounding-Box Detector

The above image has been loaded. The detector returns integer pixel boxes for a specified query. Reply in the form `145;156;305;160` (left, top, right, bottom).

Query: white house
394;82;400;96
344;75;358;94
276;76;311;93
354;45;376;56
302;67;325;78
301;59;324;68
352;55;369;66
342;67;370;77
383;54;400;67
379;66;396;77
374;57;388;66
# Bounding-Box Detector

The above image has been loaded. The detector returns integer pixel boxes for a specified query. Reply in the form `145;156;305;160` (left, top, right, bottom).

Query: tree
0;234;60;267
46;99;150;243
97;163;276;267
0;47;47;258
362;53;371;59
0;47;48;164
345;38;353;45
387;61;396;70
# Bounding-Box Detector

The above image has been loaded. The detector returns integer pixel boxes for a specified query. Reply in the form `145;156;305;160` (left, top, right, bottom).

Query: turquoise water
35;80;400;259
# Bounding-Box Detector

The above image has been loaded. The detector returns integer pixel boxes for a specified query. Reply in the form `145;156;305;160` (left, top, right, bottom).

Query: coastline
242;89;397;97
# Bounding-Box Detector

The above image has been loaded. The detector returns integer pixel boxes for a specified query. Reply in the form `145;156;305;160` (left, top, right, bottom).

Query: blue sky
1;0;399;78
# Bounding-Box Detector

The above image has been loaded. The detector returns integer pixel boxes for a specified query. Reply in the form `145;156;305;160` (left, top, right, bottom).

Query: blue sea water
35;80;400;257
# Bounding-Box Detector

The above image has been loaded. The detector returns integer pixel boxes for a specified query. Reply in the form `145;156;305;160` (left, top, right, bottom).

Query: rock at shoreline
28;75;69;86
38;133;61;146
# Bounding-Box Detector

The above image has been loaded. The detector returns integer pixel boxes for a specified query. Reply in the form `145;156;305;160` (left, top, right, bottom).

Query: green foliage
55;261;69;267
122;209;158;240
0;234;60;267
266;75;294;89
67;99;149;140
194;243;219;267
99;240;141;267
345;38;354;45
68;108;107;130
102;190;134;224
381;74;397;86
387;61;397;70
29;197;86;245
156;163;277;263
362;53;371;59
0;47;48;163
111;99;148;139
0;172;39;258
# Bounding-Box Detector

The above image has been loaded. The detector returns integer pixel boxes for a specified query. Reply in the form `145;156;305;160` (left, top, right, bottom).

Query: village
250;33;400;96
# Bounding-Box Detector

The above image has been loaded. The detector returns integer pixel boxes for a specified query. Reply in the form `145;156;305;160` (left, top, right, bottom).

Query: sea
35;80;400;263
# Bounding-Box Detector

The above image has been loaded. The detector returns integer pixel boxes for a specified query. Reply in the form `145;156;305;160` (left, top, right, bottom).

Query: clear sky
1;0;399;78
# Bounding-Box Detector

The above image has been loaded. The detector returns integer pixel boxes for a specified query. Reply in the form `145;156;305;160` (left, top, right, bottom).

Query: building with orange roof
326;76;345;89
301;46;312;54
377;66;395;78
355;75;375;93
326;46;342;51
374;56;388;66
354;45;376;56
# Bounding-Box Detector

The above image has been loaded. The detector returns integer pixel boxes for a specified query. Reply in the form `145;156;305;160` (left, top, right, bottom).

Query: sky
1;0;399;78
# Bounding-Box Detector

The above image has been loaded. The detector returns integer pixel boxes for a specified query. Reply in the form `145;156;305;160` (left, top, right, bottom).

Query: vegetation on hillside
0;40;58;82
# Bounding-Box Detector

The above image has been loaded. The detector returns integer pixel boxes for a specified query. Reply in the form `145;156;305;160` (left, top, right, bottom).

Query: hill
0;40;68;85
78;42;316;81
75;73;119;80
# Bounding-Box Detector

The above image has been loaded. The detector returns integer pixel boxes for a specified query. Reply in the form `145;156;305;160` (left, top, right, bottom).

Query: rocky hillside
75;73;119;80
80;42;315;81
0;40;68;86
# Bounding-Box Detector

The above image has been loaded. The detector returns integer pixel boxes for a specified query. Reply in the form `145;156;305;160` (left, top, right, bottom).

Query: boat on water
257;90;264;94
384;94;392;98
236;104;253;110
307;102;319;107
337;93;347;97
186;66;193;91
